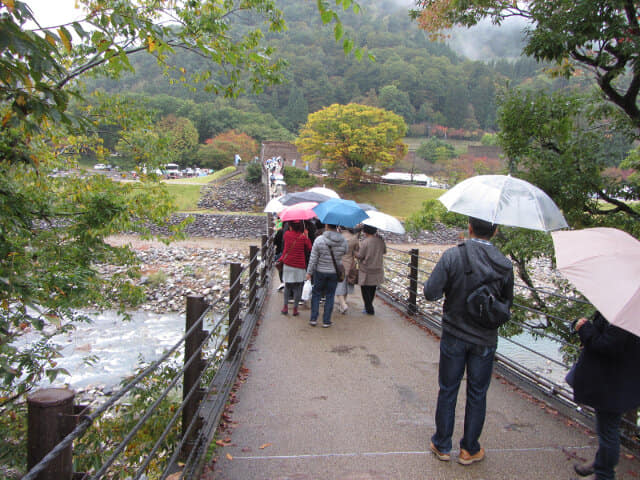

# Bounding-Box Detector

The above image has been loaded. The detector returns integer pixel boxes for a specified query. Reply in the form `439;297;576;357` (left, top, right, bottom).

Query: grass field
342;184;443;219
165;184;203;211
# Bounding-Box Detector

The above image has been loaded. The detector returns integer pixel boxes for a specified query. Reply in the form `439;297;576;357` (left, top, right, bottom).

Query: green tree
378;85;415;124
416;137;455;163
295;103;408;184
157;115;199;166
0;0;363;400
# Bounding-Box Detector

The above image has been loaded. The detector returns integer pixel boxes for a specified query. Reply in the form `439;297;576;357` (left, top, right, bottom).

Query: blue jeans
310;271;338;325
431;332;496;455
594;409;622;480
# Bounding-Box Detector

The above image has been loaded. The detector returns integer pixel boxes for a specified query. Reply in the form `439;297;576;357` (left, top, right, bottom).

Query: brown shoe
458;447;485;465
429;442;450;462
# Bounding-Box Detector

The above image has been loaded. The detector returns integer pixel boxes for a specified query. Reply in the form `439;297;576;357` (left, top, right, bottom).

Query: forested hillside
85;0;580;148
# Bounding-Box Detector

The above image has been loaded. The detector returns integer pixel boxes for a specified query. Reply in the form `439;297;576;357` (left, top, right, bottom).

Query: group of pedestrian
423;216;640;480
276;219;387;328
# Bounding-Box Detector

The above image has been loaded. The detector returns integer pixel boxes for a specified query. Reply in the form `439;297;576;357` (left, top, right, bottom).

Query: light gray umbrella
438;174;568;231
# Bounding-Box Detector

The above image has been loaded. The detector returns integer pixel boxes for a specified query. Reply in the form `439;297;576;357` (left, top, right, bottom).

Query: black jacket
423;239;514;346
572;311;640;413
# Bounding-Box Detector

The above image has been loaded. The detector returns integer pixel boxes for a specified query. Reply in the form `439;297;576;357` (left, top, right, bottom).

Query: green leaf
334;22;343;41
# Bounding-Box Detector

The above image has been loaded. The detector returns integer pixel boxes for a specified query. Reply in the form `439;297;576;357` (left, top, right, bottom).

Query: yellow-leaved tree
295;103;408;186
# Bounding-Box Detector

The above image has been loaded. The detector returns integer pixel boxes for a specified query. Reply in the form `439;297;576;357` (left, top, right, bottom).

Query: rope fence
23;231;277;480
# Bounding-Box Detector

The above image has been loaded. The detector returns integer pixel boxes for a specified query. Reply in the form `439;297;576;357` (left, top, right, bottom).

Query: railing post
249;245;259;313
408;248;419;316
260;234;268;287
27;388;75;480
182;295;208;460
228;263;242;357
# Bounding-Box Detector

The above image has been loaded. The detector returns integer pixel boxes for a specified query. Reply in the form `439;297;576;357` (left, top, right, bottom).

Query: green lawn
344;184;443;220
165;184;203;211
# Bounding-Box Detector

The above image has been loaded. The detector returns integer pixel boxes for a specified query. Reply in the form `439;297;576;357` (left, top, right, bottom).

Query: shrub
245;162;262;184
282;166;316;188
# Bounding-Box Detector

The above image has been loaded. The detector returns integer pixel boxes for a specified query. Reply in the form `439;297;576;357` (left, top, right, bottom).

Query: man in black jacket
571;311;640;480
423;217;514;465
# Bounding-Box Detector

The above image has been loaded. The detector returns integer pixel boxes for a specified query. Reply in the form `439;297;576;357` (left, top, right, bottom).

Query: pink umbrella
551;227;640;338
279;201;318;222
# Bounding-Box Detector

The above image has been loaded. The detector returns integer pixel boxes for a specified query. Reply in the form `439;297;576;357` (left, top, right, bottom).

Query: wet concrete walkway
206;283;638;480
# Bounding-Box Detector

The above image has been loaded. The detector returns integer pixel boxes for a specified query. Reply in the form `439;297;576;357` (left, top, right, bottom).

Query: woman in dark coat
571;311;640;480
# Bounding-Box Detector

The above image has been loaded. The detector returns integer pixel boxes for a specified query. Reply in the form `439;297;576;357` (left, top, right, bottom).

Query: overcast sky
26;0;85;27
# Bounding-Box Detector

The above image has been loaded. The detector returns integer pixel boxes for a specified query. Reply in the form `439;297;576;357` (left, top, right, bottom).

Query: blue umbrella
312;198;369;228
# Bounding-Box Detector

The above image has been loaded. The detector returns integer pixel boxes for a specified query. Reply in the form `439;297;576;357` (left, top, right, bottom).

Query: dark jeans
594;409;622;480
360;285;377;314
431;332;496;455
310;271;338;325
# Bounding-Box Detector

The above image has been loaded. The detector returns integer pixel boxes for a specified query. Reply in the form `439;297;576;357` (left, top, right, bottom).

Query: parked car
93;163;108;170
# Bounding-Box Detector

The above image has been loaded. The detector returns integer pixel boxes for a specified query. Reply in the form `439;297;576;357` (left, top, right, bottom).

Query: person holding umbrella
570;311;640;480
551;227;640;480
423;216;514;465
280;221;312;316
305;223;347;328
356;225;386;315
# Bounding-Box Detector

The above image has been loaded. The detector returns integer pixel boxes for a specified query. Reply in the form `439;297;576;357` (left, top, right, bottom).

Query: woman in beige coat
335;228;359;314
356;225;386;315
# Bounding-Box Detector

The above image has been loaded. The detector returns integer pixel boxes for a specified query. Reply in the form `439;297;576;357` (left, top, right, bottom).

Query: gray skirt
335;279;354;296
283;264;306;283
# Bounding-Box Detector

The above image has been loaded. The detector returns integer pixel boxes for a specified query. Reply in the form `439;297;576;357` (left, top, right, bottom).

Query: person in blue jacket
570;311;640;480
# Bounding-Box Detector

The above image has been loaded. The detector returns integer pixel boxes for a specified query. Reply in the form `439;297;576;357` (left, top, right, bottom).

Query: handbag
347;261;359;285
327;245;345;283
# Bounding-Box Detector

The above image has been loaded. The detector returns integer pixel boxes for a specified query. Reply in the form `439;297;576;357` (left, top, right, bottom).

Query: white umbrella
362;211;405;234
264;196;285;213
552;227;640;338
438;174;568;232
307;187;340;198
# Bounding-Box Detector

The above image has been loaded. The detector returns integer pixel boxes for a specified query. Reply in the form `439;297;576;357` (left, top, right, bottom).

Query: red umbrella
279;202;318;221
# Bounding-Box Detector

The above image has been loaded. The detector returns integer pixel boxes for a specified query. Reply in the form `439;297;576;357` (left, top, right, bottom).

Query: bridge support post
228;263;242;357
249;245;259;313
260;234;269;287
181;295;208;460
27;388;76;480
408;248;419;316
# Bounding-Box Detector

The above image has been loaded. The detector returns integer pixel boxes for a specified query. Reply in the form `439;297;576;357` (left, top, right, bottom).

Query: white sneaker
277;283;285;291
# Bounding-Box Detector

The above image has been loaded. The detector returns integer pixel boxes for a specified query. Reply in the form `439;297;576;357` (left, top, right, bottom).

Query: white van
163;163;181;178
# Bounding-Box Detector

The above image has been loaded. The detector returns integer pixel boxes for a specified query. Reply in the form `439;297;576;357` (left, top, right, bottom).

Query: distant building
260;141;301;167
381;172;435;186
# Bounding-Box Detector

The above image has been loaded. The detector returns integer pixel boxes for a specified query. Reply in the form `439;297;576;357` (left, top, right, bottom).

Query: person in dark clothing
273;221;286;286
570;311;640;480
423;217;514;466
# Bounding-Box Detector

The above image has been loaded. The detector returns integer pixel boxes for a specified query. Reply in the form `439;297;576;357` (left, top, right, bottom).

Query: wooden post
260;234;268;287
228;263;242;357
181;295;208;459
249;245;259;313
408;248;419;316
27;388;75;480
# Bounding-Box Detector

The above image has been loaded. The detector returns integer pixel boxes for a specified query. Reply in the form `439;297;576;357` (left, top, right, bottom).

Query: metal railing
23;233;277;480
379;245;640;452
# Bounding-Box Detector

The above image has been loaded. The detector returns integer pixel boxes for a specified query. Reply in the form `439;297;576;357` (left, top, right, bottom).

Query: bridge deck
205;283;638;479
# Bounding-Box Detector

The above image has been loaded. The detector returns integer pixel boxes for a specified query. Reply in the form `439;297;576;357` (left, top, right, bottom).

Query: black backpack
459;243;511;330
